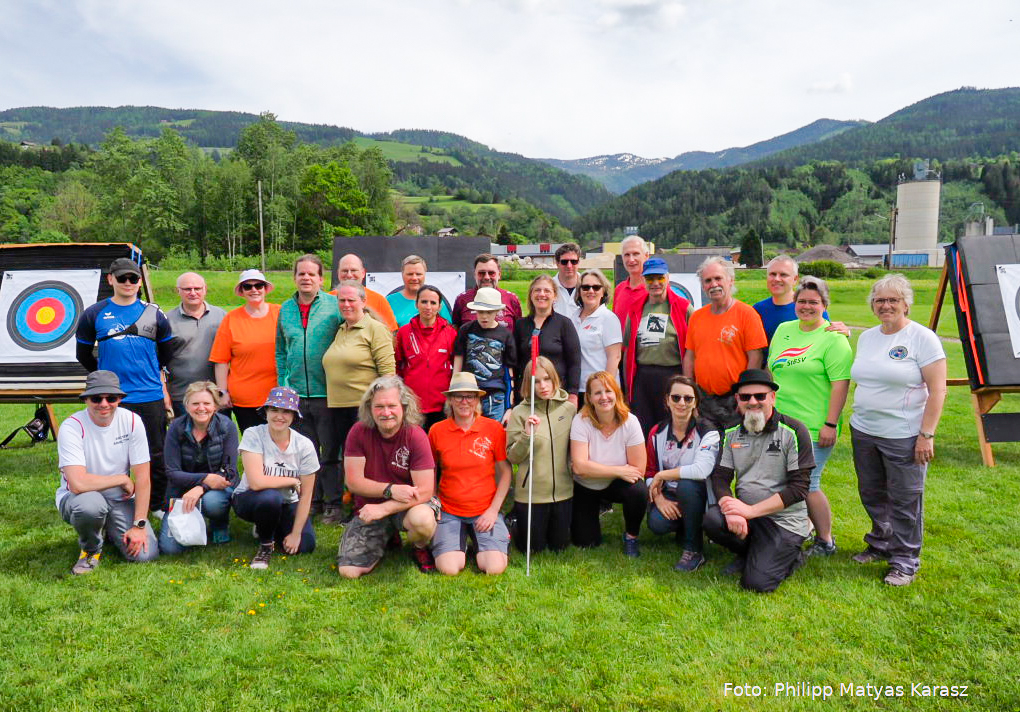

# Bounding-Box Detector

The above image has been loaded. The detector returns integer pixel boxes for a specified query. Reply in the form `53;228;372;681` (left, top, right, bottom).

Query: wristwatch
133;519;147;529
383;484;393;500
919;431;935;439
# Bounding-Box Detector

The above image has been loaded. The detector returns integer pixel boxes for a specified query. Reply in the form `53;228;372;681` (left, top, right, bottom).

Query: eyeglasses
873;297;902;306
451;393;479;401
737;392;769;402
115;273;140;284
240;282;266;291
669;394;696;404
87;395;121;404
559;258;579;265
178;286;204;292
579;284;603;292
795;299;822;307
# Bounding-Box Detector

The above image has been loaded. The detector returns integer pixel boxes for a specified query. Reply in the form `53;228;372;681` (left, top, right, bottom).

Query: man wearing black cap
56;370;159;574
703;369;814;593
75;258;176;515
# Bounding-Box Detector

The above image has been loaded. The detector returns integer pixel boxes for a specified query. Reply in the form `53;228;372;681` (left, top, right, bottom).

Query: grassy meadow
0;267;1017;710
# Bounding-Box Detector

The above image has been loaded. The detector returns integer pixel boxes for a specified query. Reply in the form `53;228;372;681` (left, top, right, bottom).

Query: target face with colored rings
6;280;84;351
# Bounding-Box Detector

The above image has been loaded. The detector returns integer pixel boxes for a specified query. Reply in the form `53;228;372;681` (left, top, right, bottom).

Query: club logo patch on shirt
470;436;493;459
392;446;410;470
889;346;908;360
771;345;811;371
719;325;738;345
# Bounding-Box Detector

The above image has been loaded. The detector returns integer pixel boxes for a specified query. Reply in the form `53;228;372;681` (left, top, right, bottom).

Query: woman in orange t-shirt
211;269;282;433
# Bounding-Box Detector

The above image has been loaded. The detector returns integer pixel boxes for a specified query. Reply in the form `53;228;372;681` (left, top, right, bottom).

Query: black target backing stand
937;239;1020;466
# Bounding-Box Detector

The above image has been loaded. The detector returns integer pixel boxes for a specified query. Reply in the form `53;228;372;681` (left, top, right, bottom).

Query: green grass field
397;194;511;214
351;136;463;166
1;268;1017;710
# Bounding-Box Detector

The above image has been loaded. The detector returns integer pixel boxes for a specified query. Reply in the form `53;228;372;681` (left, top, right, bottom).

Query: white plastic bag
166;498;207;546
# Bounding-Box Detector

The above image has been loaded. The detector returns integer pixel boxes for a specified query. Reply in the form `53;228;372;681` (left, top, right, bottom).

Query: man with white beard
702;369;814;593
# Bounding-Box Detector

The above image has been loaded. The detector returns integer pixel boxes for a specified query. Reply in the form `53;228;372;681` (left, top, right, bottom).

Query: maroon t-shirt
344;422;435;513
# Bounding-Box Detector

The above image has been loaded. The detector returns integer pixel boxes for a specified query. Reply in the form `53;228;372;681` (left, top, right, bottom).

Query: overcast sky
2;0;1016;159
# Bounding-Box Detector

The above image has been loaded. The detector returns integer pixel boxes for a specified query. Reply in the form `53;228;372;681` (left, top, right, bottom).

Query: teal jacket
275;291;342;398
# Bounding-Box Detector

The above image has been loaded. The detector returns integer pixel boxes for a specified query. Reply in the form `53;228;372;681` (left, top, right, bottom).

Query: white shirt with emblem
235;424;320;504
850;321;946;439
571;304;623;391
56;407;150;508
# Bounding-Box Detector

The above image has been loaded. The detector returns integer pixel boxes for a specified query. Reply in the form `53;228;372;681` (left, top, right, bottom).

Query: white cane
526;334;538;577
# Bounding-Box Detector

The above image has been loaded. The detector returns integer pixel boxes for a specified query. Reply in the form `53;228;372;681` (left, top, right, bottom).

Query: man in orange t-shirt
427;372;511;576
683;257;767;429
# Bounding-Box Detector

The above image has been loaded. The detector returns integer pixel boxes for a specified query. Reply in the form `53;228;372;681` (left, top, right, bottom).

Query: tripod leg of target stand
43;403;60;439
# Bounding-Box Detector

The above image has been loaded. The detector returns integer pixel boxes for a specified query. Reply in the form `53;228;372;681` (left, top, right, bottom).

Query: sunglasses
87;395;121;404
114;273;140;284
737;392;770;402
669;394;696;404
579;284;603;292
240;282;266;291
559;258;579;265
644;274;666;282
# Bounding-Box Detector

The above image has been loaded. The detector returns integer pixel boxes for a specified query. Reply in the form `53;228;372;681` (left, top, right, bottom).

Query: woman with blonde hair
569;371;647;556
514;274;581;406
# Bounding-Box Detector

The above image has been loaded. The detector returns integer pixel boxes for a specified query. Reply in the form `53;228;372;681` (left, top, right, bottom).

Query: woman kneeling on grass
569;371;647;557
506;356;577;554
428;372;512;575
232;387;319;570
159;381;239;554
645;375;721;572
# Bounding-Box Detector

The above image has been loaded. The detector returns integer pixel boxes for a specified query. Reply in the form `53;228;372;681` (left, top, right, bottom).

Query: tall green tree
297;161;370;247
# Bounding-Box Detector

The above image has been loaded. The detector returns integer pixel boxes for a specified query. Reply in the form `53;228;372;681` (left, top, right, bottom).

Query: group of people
57;242;946;592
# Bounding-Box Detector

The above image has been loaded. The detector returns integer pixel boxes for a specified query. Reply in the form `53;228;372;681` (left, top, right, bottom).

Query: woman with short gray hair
849;273;946;586
571;269;622;406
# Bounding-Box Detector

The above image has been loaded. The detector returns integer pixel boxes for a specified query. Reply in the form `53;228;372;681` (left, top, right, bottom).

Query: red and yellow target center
27;297;64;333
36;306;56;325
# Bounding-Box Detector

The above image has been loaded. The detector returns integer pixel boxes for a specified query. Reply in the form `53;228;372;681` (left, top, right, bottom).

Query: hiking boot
851;547;887;564
411;546;436;573
721;556;745;576
673;550;705;572
807;535;837;557
71;550;101;575
321;506;345;525
250;543;274;570
622;535;640;558
883;568;915;586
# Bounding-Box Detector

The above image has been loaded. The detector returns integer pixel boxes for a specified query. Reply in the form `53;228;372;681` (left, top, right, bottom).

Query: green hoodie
275;291;342;398
506;388;576;504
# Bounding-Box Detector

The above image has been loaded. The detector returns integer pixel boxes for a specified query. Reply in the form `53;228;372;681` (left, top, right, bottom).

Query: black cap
730;368;779;395
109;258;141;277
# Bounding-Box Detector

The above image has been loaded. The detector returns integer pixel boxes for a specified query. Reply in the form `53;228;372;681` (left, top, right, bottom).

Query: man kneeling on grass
703;369;814;593
337;376;439;577
56;370;158;575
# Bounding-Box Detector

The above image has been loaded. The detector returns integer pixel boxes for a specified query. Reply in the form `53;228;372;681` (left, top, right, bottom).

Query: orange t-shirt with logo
428;416;507;518
684;301;768;396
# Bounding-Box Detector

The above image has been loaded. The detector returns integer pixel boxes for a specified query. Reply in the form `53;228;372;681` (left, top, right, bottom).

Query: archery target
0;270;100;363
995;264;1020;357
669;273;702;309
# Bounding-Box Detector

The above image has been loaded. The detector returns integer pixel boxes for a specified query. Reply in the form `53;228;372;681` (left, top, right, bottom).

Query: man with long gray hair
336;376;439;577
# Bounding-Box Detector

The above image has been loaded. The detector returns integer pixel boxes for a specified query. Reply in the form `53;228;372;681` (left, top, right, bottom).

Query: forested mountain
758;87;1020;167
544;119;866;193
0;107;610;223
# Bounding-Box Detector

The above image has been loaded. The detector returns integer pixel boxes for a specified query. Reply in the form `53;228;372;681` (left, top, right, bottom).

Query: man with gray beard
702;369;814;593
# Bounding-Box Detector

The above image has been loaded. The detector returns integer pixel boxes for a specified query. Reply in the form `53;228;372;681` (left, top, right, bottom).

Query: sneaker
673;550;705;572
71;550;101;575
210;529;231;545
321;506;345;525
807;535;837;557
883;568;915;586
250;543;274;570
599;502;614;517
851;547;887;564
622;535;640;558
721;556;745;576
411;546;435;573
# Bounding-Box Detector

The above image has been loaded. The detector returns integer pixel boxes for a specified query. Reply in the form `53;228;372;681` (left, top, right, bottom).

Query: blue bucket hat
261;386;302;419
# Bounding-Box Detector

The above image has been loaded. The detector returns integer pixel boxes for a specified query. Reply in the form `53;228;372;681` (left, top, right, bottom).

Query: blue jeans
158;488;234;555
481;390;507;421
646;479;708;553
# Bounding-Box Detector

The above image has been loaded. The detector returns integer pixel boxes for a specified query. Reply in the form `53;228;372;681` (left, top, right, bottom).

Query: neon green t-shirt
768;320;853;442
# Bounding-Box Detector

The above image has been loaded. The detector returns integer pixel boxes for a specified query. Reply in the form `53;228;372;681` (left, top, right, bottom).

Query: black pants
512;499;572;554
121;399;167;512
703;505;806;593
233;488;316;552
571;479;647;547
631;364;679;436
331;406;360;507
233;406;265;434
294;398;341;510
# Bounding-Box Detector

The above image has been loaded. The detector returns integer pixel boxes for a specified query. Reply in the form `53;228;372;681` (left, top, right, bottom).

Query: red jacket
395;316;457;414
622;289;690;399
